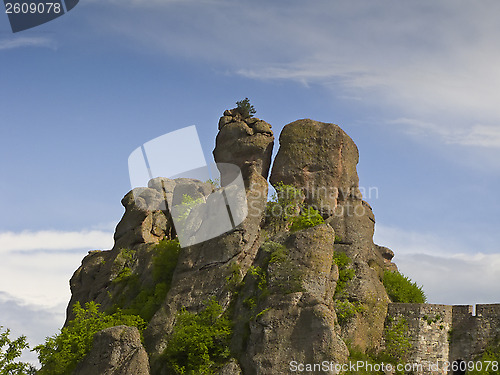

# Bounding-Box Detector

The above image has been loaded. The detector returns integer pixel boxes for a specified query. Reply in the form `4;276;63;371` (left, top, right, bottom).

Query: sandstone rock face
73;326;150;375
375;244;398;272
270;119;361;215
144;111;274;372
65;178;215;323
114;178;215;249
63;111;399;374
235;225;349;374
270;119;390;351
214;108;274;183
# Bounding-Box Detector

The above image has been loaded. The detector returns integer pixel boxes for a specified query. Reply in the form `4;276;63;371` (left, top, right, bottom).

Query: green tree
235;98;256;118
164;298;232;374
34;302;145;375
0;327;36;375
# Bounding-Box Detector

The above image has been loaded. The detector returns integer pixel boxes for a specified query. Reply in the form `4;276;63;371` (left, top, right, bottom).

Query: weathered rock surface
62;111;400;374
144;110;274;373
270;119;361;215
65;178;214;323
235;225;349;374
375;244;398;272
73;326;150;375
214;108;274;183
270;119;390;351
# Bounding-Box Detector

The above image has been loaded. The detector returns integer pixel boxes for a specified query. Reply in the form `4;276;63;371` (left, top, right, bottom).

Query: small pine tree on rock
235;98;256;118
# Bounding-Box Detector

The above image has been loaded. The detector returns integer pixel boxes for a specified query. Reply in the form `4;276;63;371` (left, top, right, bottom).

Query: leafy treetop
0;326;36;375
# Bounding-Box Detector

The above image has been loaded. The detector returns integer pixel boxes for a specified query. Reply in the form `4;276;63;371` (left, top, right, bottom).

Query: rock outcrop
61;110;402;375
73;326;150;375
234;225;349;373
213;107;274;183
270;119;390;351
270;119;361;215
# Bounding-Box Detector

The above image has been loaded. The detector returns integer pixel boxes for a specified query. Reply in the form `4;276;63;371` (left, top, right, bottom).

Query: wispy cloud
374;224;500;305
388;118;500;148
82;0;500;149
0;37;56;50
0;229;113;307
0;230;113;253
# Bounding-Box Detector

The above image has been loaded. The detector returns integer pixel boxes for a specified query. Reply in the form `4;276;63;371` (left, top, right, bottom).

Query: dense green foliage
383;270;427;303
266;183;324;233
335;300;366;325
225;262;243;294
163;299;232;374
289;206;324;232
332;251;355;298
0;326;36;375
344;346;381;375
34;302;145;375
110;239;181;322
332;251;365;325
265;182;303;231
152;238;182;287
235;97;256;118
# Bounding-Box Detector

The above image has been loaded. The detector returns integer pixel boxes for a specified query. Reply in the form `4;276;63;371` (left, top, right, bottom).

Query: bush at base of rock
162;298;232;374
34;302;146;375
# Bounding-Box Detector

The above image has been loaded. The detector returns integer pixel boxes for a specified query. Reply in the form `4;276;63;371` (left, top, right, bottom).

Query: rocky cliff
62;107;400;375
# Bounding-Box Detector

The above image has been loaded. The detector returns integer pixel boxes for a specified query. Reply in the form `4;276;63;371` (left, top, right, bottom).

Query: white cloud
0;293;66;366
0;230;113;307
374;224;500;306
0;229;113;365
1;250;89;308
0;37;56;50
0;230;113;253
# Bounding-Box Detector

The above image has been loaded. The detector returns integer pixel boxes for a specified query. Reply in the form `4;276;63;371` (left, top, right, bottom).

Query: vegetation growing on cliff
109;238;181;322
332;251;355;298
383;270;426;303
35;302;145;375
265;182;324;233
333;251;365;325
289;206;324;232
163;298;232;374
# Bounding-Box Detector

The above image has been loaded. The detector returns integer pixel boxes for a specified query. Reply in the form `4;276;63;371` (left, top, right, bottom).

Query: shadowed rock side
73;326;150;375
63;112;400;375
270;119;391;351
233;225;349;374
64;178;215;324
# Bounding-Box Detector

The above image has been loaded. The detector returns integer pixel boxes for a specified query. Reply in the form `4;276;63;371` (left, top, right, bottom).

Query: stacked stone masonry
386;303;500;375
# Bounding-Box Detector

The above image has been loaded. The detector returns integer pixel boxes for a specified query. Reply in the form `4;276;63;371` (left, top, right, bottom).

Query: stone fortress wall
386;303;500;374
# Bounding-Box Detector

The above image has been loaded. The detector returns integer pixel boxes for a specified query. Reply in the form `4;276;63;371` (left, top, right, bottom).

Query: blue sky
1;0;500;363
